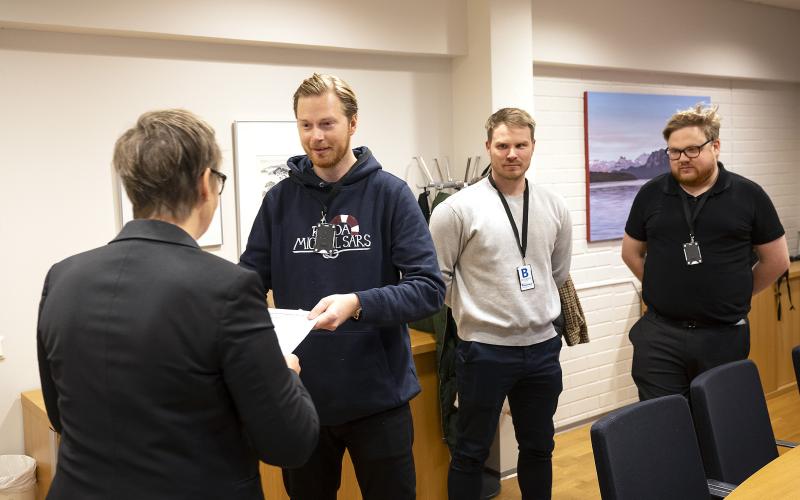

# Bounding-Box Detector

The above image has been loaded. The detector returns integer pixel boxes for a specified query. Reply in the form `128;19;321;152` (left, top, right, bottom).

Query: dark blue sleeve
355;184;445;325
238;197;272;293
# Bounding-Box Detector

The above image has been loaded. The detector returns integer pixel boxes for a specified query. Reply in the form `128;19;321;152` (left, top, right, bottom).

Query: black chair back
590;394;709;500
690;359;778;485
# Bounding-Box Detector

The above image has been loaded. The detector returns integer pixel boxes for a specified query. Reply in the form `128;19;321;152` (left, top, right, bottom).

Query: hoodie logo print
292;214;372;259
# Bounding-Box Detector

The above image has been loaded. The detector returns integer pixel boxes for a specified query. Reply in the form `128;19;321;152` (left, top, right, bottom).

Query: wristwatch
352;307;362;321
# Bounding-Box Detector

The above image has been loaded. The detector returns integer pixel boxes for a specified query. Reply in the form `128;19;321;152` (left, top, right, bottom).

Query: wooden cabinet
22;330;449;500
21;390;58;500
748;262;800;397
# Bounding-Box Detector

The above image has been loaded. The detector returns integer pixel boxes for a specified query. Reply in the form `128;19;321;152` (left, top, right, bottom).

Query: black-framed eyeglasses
210;169;227;195
665;138;713;161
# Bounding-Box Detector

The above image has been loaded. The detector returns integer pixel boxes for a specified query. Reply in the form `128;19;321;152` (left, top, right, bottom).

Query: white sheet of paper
268;308;318;354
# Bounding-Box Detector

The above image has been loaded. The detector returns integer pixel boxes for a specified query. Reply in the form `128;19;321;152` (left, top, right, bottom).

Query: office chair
591;394;731;500
690;359;798;487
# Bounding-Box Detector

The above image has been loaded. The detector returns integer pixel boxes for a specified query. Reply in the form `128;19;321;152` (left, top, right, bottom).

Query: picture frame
232;121;304;255
584;91;710;242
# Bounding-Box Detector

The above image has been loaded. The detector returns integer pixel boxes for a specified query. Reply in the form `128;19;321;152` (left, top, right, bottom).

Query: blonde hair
663;104;721;141
293;73;358;119
485;108;536;141
113;109;221;220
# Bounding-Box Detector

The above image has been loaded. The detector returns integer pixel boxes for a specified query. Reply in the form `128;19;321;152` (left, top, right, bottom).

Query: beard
671;164;715;187
306;141;350;170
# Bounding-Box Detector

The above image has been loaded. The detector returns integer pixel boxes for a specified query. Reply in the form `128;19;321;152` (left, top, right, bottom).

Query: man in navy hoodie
240;73;445;500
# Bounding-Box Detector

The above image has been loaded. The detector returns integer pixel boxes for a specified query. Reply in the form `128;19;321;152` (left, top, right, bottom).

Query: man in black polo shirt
621;104;790;400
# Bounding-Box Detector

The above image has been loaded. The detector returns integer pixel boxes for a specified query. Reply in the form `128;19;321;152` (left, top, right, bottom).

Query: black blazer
37;220;318;500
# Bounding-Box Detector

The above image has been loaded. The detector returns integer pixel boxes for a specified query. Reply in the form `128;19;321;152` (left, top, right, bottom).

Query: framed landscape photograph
584;91;710;242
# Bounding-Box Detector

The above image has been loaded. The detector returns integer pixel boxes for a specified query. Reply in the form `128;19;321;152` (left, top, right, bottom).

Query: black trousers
448;336;563;500
630;311;750;401
282;403;415;500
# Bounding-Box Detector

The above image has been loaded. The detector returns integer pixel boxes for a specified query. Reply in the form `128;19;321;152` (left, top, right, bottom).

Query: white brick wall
533;65;800;428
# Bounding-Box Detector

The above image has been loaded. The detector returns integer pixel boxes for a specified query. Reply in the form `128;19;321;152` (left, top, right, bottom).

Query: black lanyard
679;190;708;242
488;174;529;260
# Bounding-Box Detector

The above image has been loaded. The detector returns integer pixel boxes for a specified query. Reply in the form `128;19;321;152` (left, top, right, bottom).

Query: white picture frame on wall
233;121;303;256
117;181;224;248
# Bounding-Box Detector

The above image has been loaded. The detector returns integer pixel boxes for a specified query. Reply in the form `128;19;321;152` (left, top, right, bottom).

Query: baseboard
767;382;798;399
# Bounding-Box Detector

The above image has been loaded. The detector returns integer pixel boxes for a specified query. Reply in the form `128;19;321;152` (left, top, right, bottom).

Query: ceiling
741;0;800;10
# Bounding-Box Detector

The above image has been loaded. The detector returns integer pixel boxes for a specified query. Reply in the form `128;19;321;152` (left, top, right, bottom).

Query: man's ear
349;114;358;136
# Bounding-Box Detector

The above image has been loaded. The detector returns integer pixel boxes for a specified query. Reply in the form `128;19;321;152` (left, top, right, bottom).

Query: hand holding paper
268;308;318;354
308;293;361;331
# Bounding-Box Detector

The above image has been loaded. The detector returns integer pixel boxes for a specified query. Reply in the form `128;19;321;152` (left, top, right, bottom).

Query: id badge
683;241;702;265
517;264;535;291
313;223;336;254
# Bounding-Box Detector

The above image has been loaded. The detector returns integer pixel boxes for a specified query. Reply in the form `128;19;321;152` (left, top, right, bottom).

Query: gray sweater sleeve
551;198;573;287
429;201;463;307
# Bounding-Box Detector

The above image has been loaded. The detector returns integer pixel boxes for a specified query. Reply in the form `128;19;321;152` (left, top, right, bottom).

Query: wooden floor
495;387;800;500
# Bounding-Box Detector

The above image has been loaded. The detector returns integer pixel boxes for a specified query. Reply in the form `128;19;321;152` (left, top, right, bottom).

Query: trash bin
0;455;36;500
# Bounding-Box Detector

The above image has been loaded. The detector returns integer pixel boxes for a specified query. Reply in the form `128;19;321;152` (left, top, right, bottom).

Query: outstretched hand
308;293;360;331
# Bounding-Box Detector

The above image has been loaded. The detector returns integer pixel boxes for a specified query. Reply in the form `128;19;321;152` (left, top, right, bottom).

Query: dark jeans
448;336;563;500
630;311;750;401
282;403;415;500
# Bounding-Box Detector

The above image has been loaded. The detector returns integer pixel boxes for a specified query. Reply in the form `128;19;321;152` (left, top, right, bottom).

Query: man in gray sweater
429;108;572;500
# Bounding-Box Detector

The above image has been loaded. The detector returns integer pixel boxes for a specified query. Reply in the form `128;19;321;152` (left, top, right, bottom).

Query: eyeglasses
210;169;227;195
665;138;713;161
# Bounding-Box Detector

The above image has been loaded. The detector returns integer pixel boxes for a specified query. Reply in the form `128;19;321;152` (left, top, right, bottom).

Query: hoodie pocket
298;330;397;416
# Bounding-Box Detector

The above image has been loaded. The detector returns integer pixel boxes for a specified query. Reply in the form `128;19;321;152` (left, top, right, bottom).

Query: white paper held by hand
268;308;319;354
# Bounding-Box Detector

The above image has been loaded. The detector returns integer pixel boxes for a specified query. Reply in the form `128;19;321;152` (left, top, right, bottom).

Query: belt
646;310;739;329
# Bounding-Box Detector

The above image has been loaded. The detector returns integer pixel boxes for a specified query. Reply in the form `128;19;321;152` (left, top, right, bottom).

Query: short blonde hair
293;73;358;120
113;109;221;220
485;108;536;141
663;104;721;141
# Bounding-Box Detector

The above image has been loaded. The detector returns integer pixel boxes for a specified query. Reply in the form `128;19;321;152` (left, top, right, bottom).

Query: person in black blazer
36;109;319;500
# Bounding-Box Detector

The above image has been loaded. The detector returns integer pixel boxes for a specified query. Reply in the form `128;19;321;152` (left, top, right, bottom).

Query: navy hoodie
240;147;445;425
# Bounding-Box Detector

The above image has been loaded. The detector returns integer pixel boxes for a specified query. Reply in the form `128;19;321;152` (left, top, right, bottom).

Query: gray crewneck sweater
429;177;572;346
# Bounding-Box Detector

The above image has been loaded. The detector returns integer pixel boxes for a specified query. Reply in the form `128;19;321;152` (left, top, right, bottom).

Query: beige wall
0;0;467;56
531;0;800;82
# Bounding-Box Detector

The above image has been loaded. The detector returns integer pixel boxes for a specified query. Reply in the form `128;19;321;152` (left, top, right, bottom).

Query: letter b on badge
517;264;535;291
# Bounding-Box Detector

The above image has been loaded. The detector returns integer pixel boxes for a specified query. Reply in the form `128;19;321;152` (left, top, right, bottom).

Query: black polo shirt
625;163;784;325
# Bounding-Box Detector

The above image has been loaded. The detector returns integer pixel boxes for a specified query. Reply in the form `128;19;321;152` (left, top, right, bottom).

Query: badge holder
683;238;702;265
517;264;535;291
313;212;336;256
